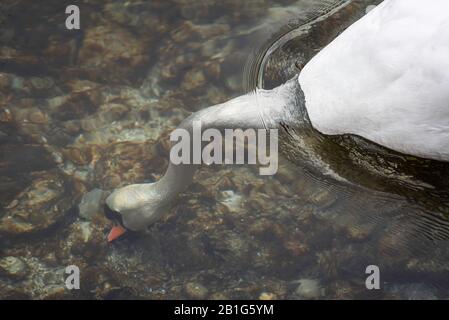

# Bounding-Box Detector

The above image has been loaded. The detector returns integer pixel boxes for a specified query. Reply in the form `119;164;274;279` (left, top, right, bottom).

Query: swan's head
104;183;169;241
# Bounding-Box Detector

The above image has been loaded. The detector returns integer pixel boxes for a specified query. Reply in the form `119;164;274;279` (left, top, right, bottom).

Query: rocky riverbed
1;0;449;299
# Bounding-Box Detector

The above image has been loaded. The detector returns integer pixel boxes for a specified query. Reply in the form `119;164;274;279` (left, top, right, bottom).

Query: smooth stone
0;171;75;237
41;285;69;300
294;279;324;299
0;256;28;280
78;188;104;220
185;282;209;299
259;292;276;300
219;190;242;212
30;77;54;90
210;292;229;300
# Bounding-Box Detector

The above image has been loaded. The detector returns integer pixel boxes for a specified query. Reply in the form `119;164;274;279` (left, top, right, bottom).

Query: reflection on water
1;0;449;299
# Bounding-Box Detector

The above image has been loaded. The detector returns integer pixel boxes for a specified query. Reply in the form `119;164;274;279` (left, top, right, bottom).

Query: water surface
1;0;448;299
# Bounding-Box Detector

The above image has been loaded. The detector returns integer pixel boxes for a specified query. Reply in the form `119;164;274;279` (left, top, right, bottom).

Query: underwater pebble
0;108;13;123
225;75;241;92
0;73;12;89
30;77;54;91
28;110;48;124
210;292;229;300
294;279;324;299
78;188;104;220
66;220;108;260
182;68;206;91
219;190;242;212
346;223;374;242
309;189;337;209
185;282;209;299
259;292;276;300
275;166;295;184
0;171;75;236
77;23;150;85
0;257;28;280
40;285;68;300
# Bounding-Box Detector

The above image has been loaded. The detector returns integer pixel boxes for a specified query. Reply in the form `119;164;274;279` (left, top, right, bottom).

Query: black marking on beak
104;204;125;228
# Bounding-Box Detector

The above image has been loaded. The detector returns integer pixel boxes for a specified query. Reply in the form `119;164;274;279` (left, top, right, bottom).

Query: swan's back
299;0;449;161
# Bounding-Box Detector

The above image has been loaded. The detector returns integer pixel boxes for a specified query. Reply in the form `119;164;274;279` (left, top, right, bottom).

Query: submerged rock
65;220;109;260
78;189;104;220
94;141;166;189
40;285;69;300
184;282;209;299
259;292;276;300
0;170;76;237
0;256;28;280
218;190;242;212
294;278;324;299
77;24;150;85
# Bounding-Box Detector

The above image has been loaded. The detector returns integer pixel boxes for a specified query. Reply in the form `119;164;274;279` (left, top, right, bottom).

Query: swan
105;0;449;241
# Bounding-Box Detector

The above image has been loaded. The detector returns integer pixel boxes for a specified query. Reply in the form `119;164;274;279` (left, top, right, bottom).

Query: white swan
105;0;449;240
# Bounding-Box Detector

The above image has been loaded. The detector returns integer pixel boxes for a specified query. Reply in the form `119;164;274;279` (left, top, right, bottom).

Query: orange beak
107;224;127;242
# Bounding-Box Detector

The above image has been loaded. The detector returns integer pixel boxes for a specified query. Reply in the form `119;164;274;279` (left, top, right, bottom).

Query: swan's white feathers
299;0;449;161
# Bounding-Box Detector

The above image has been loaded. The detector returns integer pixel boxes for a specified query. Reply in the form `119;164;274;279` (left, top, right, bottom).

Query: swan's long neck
153;76;304;199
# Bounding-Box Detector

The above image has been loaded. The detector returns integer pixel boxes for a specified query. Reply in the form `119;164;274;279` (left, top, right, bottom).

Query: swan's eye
104;204;124;227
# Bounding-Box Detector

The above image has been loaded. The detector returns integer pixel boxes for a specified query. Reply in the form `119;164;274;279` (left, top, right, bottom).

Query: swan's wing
300;0;449;161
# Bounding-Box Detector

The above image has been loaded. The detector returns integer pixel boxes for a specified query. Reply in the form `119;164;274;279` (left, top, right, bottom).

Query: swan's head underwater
105;183;169;236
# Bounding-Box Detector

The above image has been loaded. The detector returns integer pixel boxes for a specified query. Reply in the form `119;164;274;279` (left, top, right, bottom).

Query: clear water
1;0;449;299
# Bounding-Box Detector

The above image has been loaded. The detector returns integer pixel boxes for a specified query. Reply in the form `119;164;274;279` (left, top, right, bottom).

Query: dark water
1;0;449;299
